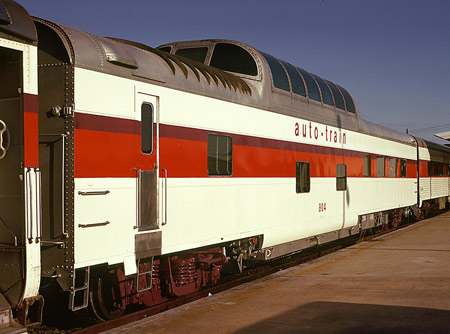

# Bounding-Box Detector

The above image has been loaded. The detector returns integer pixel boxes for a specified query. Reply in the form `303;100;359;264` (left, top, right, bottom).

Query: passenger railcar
0;0;449;330
0;0;41;330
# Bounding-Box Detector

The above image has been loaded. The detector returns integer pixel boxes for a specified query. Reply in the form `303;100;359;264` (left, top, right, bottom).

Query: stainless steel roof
31;18;442;148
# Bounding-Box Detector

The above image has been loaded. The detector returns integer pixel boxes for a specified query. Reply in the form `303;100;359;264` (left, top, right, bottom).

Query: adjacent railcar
0;0;449;329
0;0;41;329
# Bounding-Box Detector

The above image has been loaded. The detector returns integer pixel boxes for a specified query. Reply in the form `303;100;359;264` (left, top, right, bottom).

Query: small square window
296;162;310;193
336;164;347;191
207;134;233;176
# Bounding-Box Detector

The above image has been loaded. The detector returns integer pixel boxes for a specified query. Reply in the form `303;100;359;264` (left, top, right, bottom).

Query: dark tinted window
0;4;10;24
175;47;208;63
429;162;445;176
210;43;257;76
325;80;345;110
364;154;371;177
296;67;320;102
336;84;356;113
261;52;290;91
296;162;310;193
311;74;334;107
158;46;172;53
400;159;407;177
336;164;347;191
208;134;233;176
141;103;153;154
280;61;306;97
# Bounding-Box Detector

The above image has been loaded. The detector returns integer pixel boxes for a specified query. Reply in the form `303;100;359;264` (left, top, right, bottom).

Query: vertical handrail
25;167;33;243
35;167;42;242
410;135;420;207
134;167;142;229
138;168;142;228
61;134;68;238
162;168;167;226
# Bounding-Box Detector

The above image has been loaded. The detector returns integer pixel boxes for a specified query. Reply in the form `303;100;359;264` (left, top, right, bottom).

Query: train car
0;0;41;331
0;0;449;329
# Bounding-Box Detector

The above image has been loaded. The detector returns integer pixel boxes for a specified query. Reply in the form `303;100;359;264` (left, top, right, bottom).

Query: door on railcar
0;45;41;315
134;92;162;259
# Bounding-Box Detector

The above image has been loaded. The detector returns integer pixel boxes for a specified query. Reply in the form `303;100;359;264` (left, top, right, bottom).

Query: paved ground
104;210;450;334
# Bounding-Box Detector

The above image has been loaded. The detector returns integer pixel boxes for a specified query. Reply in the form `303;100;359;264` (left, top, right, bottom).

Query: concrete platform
105;211;450;334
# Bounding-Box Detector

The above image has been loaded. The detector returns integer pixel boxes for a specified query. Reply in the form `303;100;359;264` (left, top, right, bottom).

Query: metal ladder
136;258;153;293
69;267;90;311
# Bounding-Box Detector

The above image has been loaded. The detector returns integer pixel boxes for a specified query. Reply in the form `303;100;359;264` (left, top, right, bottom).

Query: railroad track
28;214;436;334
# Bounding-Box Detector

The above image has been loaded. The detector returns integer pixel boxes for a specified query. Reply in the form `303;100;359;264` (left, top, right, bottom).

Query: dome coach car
0;0;449;330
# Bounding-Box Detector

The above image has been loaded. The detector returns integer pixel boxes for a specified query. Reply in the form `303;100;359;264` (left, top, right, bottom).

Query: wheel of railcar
90;273;125;321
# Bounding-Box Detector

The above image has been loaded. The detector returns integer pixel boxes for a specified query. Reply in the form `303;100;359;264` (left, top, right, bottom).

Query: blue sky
16;0;450;144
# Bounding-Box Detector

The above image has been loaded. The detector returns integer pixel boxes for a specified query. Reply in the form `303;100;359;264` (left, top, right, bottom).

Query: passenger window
336;84;356;113
377;156;385;177
296;67;321;102
389;157;397;177
158;46;172;53
400;159;407;178
311;74;334;107
260;52;290;91
210;43;257;76
280;60;306;97
336;164;347;191
325;80;345;110
141;103;153;154
175;47;208;63
207;134;233;176
0;3;11;24
363;154;371;177
296;162;310;193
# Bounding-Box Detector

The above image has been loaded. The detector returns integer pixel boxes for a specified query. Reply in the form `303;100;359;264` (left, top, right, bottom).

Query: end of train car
0;0;43;331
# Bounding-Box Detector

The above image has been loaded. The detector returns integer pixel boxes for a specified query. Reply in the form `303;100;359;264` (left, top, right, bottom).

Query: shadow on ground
234;301;450;334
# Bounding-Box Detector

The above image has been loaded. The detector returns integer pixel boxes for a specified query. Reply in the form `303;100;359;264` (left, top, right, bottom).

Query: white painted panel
158;176;418;254
75;68;135;119
74;178;137;268
23;168;41;299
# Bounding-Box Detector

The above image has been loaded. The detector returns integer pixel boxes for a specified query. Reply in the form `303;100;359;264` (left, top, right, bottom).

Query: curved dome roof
157;39;357;114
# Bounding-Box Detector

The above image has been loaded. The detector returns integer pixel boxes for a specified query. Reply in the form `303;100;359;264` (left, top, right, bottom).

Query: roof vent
105;54;137;69
101;38;138;69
